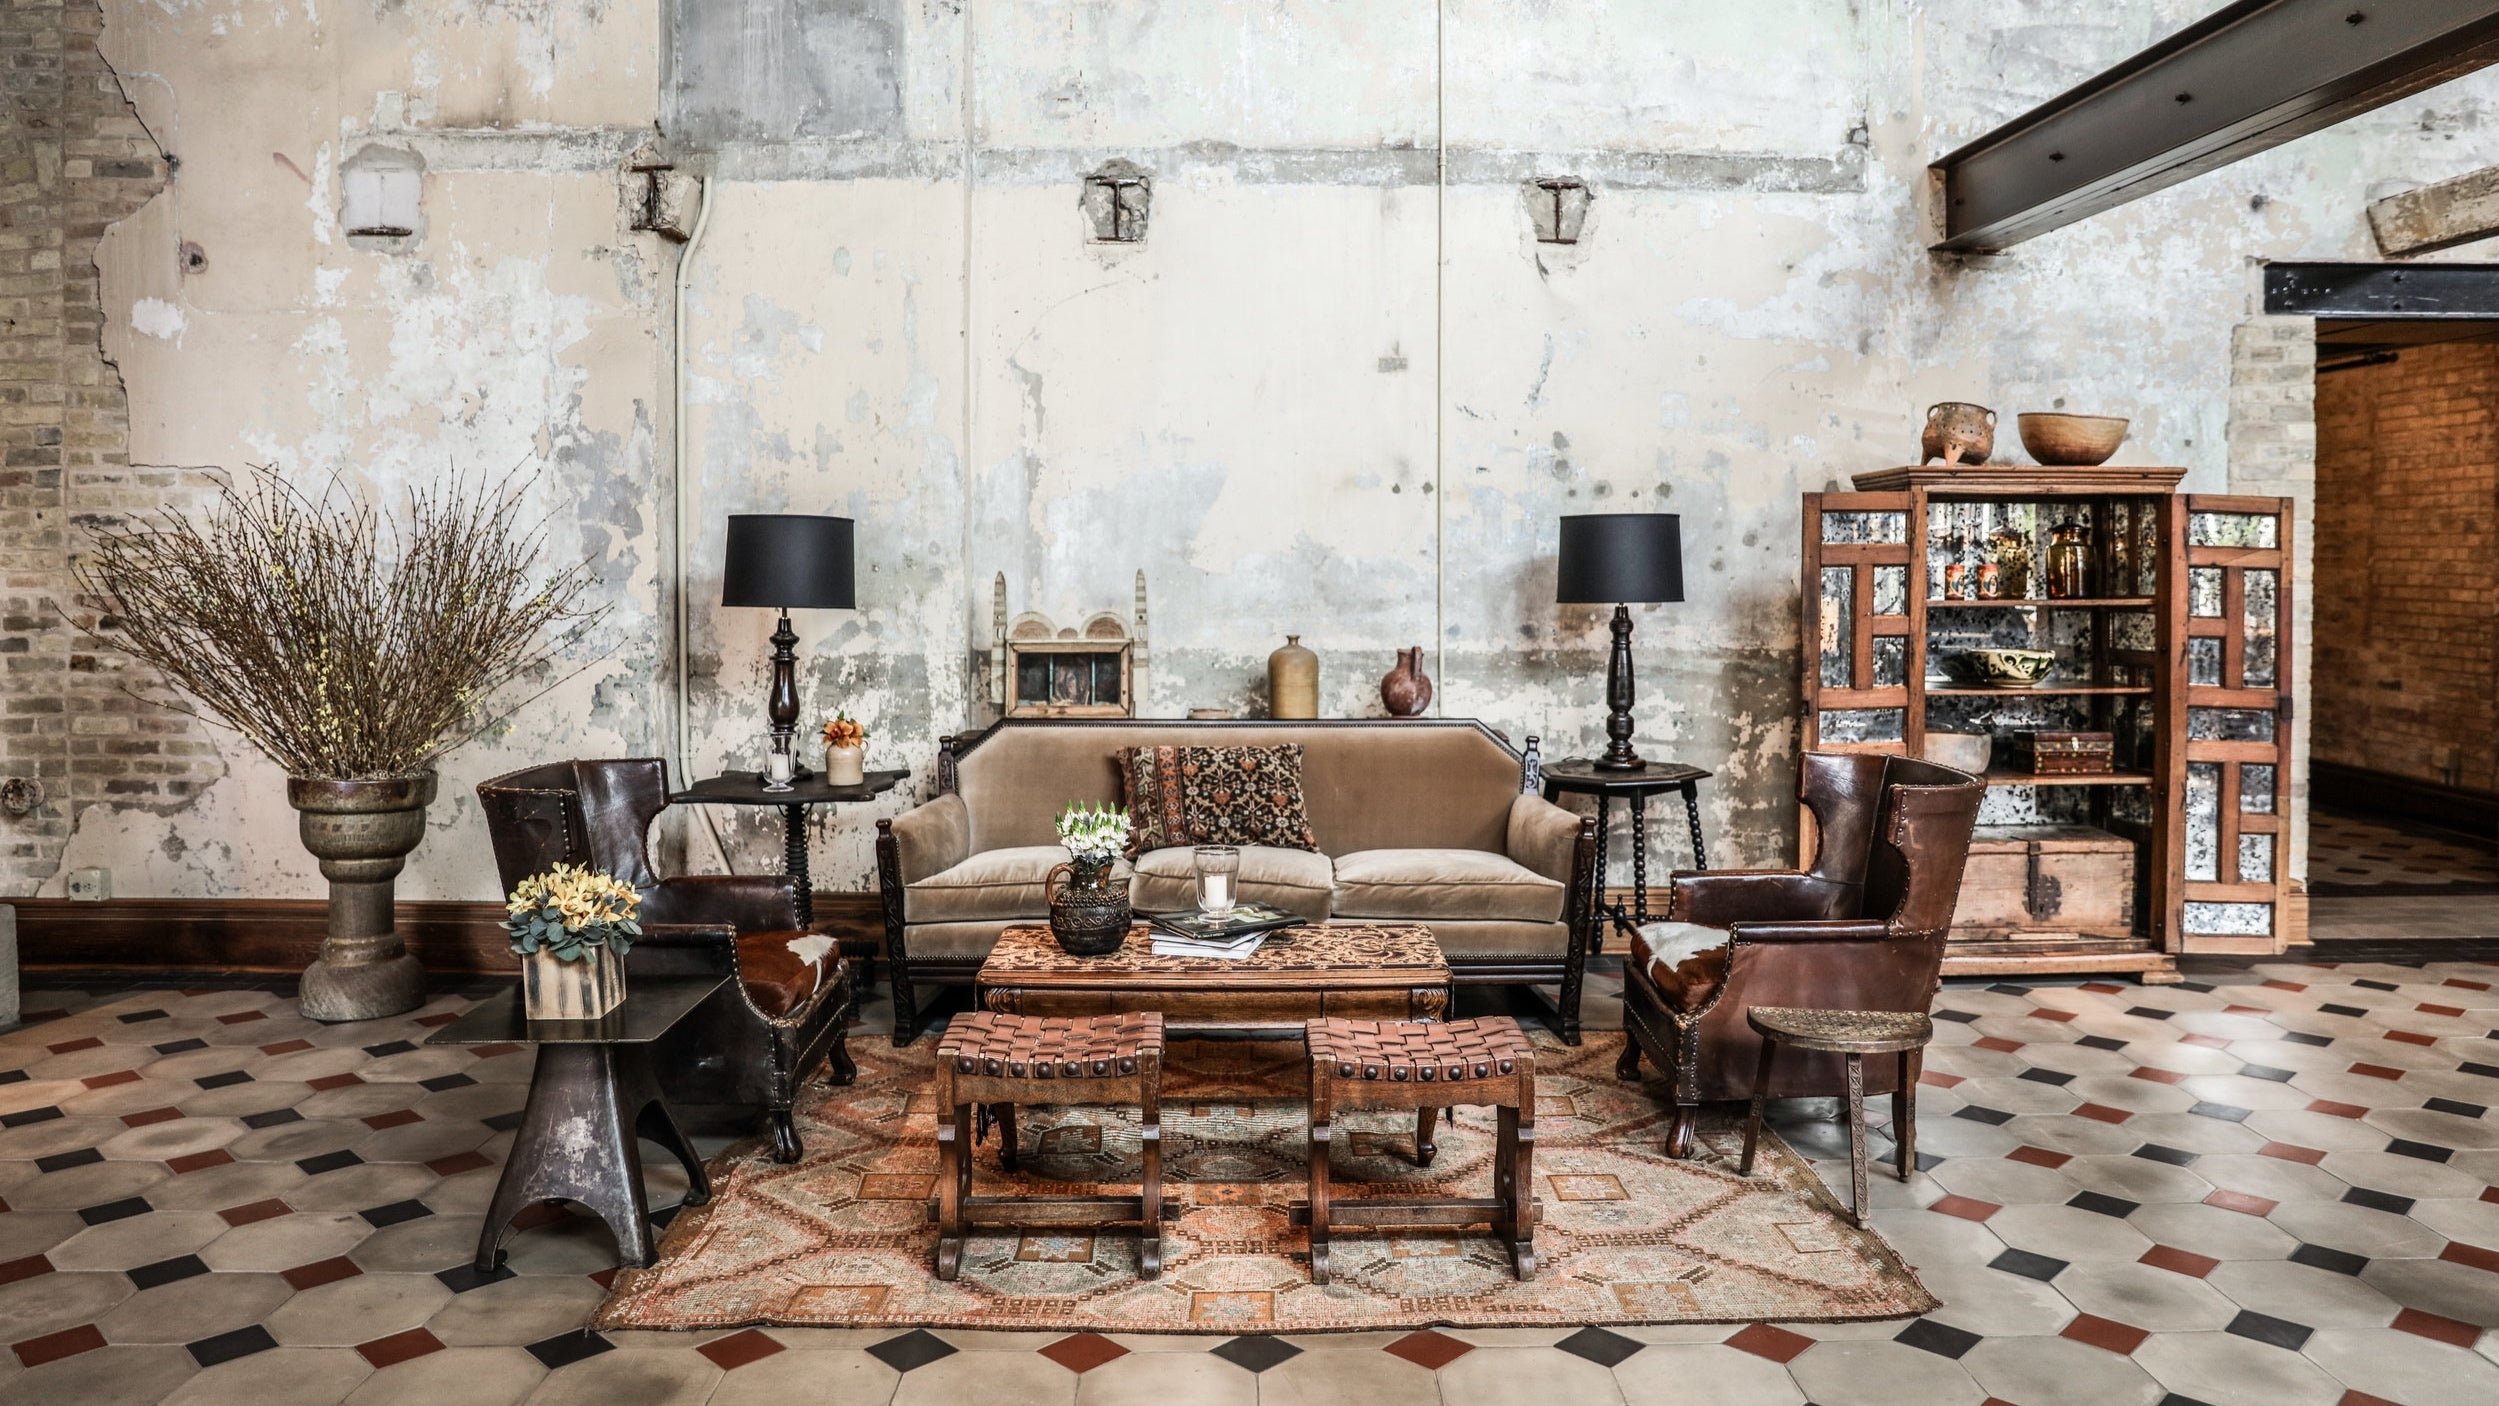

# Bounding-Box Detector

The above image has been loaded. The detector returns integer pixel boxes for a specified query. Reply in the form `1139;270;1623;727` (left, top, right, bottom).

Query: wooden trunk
522;946;626;1021
1952;824;2138;937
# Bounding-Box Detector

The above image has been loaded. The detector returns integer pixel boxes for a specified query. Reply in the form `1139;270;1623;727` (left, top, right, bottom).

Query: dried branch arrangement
76;465;608;779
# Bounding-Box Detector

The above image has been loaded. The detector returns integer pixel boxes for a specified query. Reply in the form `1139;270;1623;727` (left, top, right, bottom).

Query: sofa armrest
1667;870;1852;927
887;792;971;886
641;874;800;932
1505;792;1583;885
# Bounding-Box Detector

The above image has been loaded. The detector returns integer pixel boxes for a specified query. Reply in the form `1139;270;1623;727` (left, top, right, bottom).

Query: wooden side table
1539;757;1712;949
428;977;724;1270
670;769;907;926
1737;1005;1934;1228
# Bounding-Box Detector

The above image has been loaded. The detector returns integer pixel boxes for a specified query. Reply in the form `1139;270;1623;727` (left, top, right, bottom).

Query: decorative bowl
1922;731;1995;773
2017;413;2129;466
1962;647;2057;688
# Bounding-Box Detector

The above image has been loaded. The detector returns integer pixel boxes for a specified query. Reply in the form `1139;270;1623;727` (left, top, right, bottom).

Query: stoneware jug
1380;646;1432;717
1268;634;1319;719
1046;859;1132;956
1921;402;1996;466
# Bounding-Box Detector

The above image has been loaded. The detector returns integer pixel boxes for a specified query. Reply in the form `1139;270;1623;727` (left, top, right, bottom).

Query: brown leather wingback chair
1616;753;1983;1158
476;759;854;1162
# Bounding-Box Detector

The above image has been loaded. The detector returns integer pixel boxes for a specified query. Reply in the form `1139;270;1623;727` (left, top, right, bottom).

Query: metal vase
289;772;436;1022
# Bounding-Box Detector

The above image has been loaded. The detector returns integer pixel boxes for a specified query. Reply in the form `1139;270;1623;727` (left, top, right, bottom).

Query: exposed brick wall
0;0;214;896
2312;339;2499;796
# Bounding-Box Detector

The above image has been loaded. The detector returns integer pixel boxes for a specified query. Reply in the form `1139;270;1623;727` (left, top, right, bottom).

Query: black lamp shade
1556;513;1683;604
721;514;856;610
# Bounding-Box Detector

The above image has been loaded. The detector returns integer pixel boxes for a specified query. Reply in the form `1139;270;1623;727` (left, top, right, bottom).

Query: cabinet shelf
1924;597;2155;609
1925;685;2153;697
1980;769;2153;788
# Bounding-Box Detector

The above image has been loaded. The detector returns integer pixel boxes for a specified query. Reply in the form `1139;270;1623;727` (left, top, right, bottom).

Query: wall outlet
67;867;111;902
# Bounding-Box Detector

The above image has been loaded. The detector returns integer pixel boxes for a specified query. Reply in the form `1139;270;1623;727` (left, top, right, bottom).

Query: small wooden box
2010;730;2115;775
1952;824;2137;937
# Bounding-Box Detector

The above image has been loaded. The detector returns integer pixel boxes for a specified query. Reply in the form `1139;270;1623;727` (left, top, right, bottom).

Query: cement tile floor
0;954;2494;1406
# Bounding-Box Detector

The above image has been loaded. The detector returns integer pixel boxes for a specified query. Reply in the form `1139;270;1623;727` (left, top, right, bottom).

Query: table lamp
1556;512;1683;772
722;514;856;780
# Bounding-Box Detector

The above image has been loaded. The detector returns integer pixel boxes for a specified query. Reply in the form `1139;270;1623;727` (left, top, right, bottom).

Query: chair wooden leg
1739;1036;1777;1176
996;1103;1019;1172
1844;1053;1869;1228
1414;1106;1438;1167
1307;1115;1333;1285
1894;1048;1919;1182
1667;1104;1697;1160
1499;1102;1535;1280
935;1101;970;1281
1615;1035;1642;1080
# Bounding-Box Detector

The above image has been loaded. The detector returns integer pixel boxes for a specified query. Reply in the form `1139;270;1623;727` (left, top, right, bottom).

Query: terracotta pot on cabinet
1380;646;1432;717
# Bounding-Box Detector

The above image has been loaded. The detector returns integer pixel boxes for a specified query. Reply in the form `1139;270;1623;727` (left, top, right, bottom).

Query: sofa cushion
1331;848;1565;923
1119;744;1319;854
1423;919;1571;961
1631;920;1730;1012
906;846;1132;925
1131;845;1332;921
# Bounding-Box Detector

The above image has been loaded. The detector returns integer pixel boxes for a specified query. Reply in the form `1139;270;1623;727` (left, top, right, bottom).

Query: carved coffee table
974;922;1451;1036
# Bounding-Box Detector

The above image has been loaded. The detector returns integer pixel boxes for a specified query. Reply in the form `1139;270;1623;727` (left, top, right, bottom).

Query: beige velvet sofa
874;719;1598;1045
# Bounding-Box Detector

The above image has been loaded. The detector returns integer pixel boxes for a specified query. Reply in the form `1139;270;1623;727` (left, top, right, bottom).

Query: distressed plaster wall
20;0;2499;904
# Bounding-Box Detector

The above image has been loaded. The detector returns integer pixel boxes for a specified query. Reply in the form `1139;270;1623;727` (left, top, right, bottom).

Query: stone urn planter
289;772;436;1022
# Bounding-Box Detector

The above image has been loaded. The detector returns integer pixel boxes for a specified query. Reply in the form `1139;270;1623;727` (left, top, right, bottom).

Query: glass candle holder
762;733;795;792
1193;845;1240;915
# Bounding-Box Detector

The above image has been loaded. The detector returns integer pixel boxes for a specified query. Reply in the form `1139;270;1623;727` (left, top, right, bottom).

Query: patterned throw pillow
1118;744;1319;854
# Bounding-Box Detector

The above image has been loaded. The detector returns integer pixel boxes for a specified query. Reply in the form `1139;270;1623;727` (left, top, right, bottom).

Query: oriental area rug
597;1030;1937;1333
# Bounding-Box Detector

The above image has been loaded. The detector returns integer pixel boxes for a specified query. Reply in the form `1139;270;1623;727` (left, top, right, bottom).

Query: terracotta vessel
1921;402;1996;465
289;772;435;1022
1268;635;1319;719
2017;412;2129;466
1380;646;1432;717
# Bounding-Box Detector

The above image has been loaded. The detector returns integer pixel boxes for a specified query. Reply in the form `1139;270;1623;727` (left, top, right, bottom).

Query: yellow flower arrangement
505;863;642;961
819;712;867;749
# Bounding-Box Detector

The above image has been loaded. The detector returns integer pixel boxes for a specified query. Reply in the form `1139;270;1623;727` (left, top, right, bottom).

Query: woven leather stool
933;1011;1165;1280
1298;1016;1538;1283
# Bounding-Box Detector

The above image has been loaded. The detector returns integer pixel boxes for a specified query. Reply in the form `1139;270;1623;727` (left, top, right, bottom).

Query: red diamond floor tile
2008;1146;2073;1170
697;1328;787;1371
81;1070;142;1089
1040;1331;1133;1373
2439;1243;2499;1275
2075;1104;2134;1124
259;1040;314;1056
2205;1190;2279;1217
2140;1245;2221;1278
0;1254;52;1286
283;1257;364;1291
168;1150;234;1175
2309;1099;2369;1119
2258;1142;2327;1165
2059;1313;2151;1355
13;1323;105;1368
121;1108;184;1128
2390;1308;2482;1349
1725;1323;1815;1363
1929;1196;2001;1222
2349;1064;2407;1081
219;1199;291;1227
357;1327;446;1369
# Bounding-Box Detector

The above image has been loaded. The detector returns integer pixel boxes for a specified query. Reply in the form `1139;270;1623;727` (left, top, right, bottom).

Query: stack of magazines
1147;902;1301;959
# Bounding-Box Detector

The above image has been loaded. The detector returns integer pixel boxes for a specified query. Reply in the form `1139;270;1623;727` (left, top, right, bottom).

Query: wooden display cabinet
1801;466;2298;982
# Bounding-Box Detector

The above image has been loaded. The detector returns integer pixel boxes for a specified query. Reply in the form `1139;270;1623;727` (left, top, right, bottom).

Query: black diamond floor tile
2157;1395;2220;1406
2352;980;2399;993
360;1199;432;1228
242;1108;303;1130
1989;1248;2069;1282
151;1038;206;1055
435;1261;517;1293
189;1324;279;1367
35;1148;103;1173
2283;1032;2336;1048
1556;1326;1644;1367
1987;984;2032;997
2133;1144;2198;1166
1;1106;62;1128
128;1254;210;1290
2385;1139;2454;1163
1914;1151;1946;1173
194;1070;253;1090
1211;1336;1303;1373
2079;1036;2129;1052
2319;1004;2368;1017
2175;981;2215;994
79;1196;152;1225
0;1070;25;1086
2020;1069;2076;1087
2343;1186;2416;1215
2241;1065;2297;1082
117;1009;170;1024
483;1111;525;1133
1895;1318;1983;1359
2188;1102;2252;1122
2125;1006;2176;1021
2223;1310;2313;1351
525;1329;615;1371
2460;1062;2499;1080
2424;1098;2488;1119
296;1150;364;1176
2069;1191;2139;1218
1934;1009;1981;1024
1954;1106;2015;1126
2288;1243;2369;1276
866;1328;958;1374
419;1073;476;1093
362;1041;416;1058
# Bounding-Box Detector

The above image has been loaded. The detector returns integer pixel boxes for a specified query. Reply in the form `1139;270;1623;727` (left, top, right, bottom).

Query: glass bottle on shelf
2045;519;2091;599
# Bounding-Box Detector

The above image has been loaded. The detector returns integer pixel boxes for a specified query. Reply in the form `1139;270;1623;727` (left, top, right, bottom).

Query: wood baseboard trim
5;892;885;976
2312;760;2499;834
